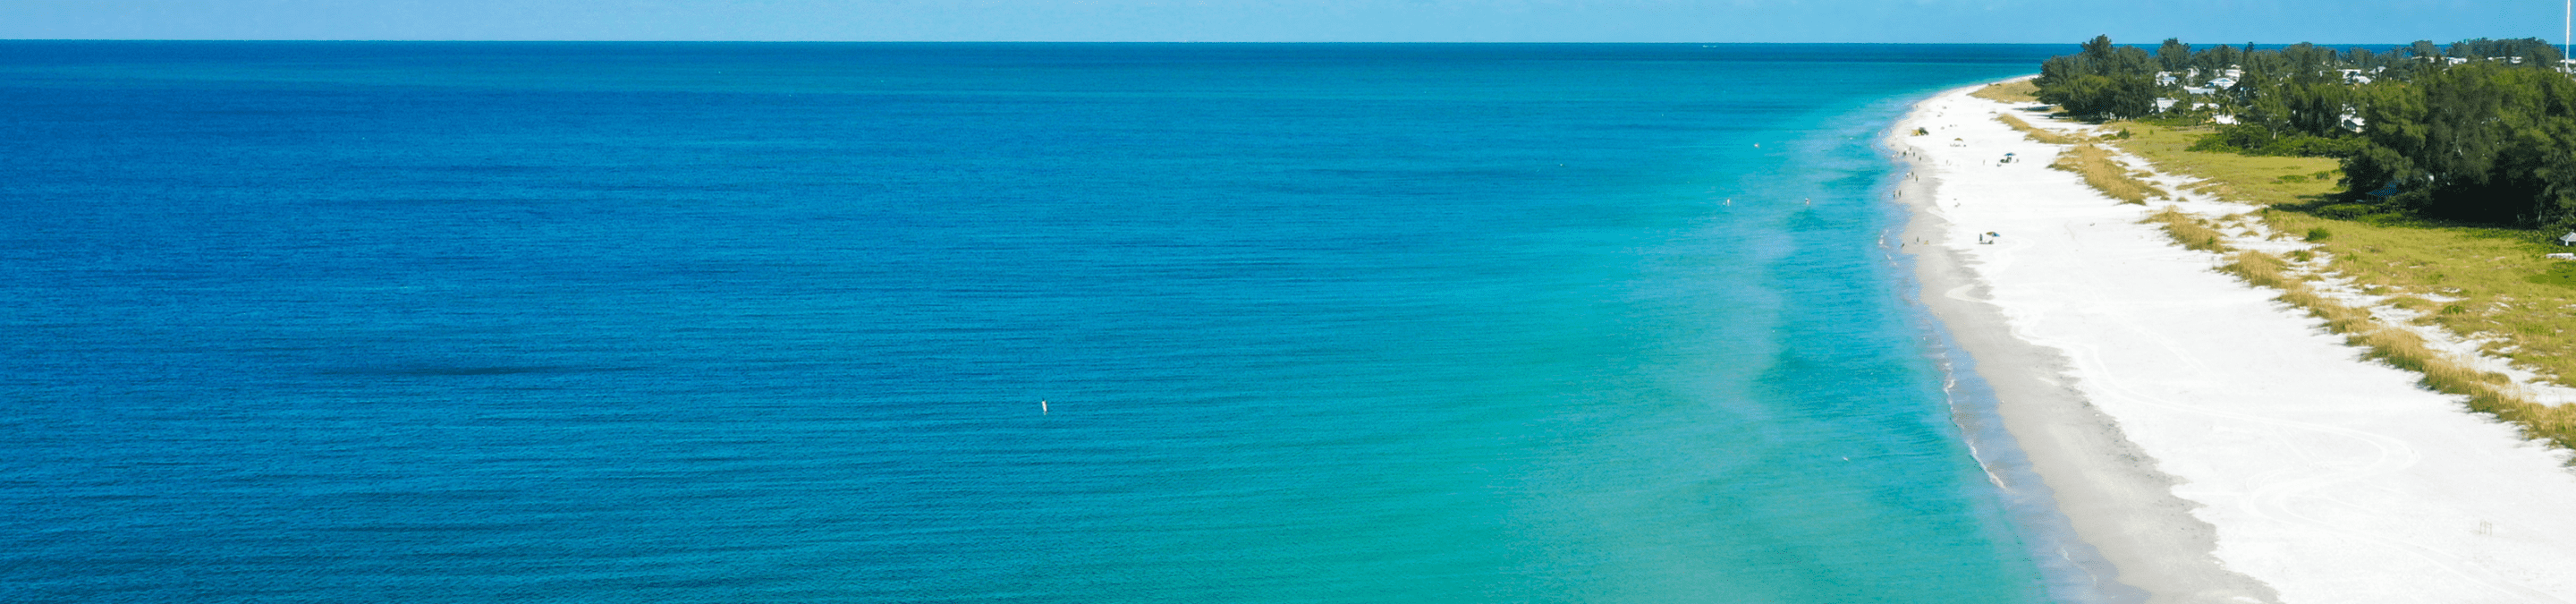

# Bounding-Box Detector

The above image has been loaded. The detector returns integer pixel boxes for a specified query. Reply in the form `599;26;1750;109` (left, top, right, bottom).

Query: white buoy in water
1041;400;1049;415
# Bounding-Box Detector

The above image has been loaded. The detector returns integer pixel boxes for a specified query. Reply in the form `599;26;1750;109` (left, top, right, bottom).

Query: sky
0;0;2565;44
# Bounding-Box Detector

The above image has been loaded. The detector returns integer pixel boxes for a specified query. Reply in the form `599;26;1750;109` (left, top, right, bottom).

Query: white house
2207;77;2238;89
2155;72;2179;86
2155;98;2179;112
2340;114;2367;132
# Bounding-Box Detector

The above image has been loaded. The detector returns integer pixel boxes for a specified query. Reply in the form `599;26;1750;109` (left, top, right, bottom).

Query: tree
2194;44;2242;76
2408;40;2442;60
2342;63;2576;225
2157;38;2192;72
2032;35;2160;120
2287;44;2342;82
2081;35;2117;63
2024;36;2576;225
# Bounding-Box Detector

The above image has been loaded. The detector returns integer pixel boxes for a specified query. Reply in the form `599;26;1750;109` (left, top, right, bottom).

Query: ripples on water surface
0;42;2065;602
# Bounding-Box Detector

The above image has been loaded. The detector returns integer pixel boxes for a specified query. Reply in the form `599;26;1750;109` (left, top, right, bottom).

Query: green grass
2098;121;2576;450
2052;144;2166;204
1996;114;2080;145
2255;211;2576;370
1969;80;2040;104
1995;114;2167;204
2099;121;2343;207
2142;208;2228;252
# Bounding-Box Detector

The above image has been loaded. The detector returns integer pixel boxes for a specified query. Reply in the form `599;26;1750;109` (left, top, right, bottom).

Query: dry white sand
1892;81;2576;604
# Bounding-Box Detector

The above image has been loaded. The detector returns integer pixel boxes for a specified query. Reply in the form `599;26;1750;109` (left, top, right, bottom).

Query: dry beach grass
2091;123;2576;449
2052;144;2165;205
1908;81;2576;602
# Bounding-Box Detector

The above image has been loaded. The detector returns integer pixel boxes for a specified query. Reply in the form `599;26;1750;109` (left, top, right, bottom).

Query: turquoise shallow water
0;42;2063;602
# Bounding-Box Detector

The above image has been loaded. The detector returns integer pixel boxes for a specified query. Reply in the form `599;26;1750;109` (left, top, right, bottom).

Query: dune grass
1969;80;2040;104
2053;144;2167;204
2141;208;2229;252
2220;250;2292;289
1998;113;2169;204
2262;211;2576;373
2259;251;2576;447
2098;120;2342;207
1996;114;2081;145
2104;120;2576;382
2106;126;2576;449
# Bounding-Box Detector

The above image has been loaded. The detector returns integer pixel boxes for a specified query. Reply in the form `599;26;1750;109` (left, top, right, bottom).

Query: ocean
0;42;2068;602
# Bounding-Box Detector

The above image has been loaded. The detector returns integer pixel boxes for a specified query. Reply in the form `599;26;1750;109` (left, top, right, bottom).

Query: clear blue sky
2;0;2564;44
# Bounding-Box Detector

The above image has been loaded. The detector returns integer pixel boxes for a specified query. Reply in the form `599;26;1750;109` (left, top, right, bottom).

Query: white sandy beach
1894;82;2576;604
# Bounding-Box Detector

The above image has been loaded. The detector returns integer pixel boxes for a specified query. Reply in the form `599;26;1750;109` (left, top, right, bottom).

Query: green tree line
2029;36;2576;227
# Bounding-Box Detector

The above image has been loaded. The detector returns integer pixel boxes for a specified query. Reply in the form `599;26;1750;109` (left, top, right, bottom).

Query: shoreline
1889;81;2576;603
1890;81;2276;604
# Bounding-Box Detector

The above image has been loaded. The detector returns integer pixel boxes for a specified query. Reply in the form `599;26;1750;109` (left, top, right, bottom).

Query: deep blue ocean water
1;42;2066;602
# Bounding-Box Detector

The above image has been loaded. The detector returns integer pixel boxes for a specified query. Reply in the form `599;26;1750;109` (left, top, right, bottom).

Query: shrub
2313;204;2378;219
2187;124;2367;157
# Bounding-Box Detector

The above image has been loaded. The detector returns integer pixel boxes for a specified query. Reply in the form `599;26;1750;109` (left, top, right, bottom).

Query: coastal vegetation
1996;113;2166;203
1969;80;2038;104
2090;121;2342;207
2143;208;2226;251
2116;115;2576;449
1996;113;2078;144
2033;35;2575;229
2173;208;2576;446
2019;36;2576;448
2049;143;2165;204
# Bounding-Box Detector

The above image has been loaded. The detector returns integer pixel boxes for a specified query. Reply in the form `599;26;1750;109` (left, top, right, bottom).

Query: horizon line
0;38;2458;47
